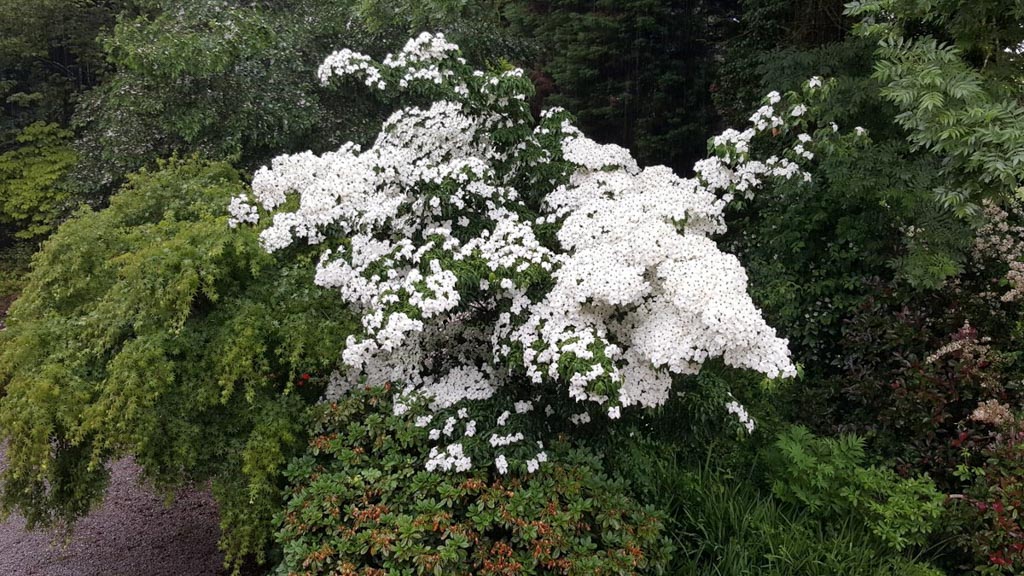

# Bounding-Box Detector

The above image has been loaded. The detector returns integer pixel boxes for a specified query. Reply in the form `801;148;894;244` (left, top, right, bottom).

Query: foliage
0;122;77;239
73;0;354;193
503;0;723;172
275;385;672;575
0;0;127;137
768;426;946;551
70;0;528;197
837;300;1024;486
349;0;529;64
607;436;944;576
954;419;1024;575
848;0;1024;217
711;0;858;127
0;158;358;569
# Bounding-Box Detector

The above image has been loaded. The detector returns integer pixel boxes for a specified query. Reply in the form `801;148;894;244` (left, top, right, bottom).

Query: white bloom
231;34;805;473
496;410;511;426
425;442;472;472
725;400;756;434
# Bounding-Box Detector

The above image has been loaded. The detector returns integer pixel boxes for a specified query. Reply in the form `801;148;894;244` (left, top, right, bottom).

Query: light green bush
0;158;358;568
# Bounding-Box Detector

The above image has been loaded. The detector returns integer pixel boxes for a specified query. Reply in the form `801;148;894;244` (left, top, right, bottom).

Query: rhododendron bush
229;33;829;472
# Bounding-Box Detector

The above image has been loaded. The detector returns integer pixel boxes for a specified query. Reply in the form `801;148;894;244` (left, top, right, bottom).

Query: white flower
489;432;525;447
496;410;511;426
569;412;591;425
725;400;756;434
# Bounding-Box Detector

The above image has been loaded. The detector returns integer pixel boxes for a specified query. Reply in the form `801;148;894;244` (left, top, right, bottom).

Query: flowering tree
230;33;818;472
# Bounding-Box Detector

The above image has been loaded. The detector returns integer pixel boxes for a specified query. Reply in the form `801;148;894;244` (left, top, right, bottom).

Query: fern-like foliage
848;0;1024;217
769;426;946;551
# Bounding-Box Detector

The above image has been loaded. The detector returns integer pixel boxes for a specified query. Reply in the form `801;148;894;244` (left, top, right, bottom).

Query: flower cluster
726;399;757;434
229;34;825;472
971;399;1015;428
972;200;1024;303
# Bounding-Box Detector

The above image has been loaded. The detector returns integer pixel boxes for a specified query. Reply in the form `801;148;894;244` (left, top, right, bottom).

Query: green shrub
0;122;77;239
607;436;945;576
768;426;946;551
0;158;358;568
275;386;673;576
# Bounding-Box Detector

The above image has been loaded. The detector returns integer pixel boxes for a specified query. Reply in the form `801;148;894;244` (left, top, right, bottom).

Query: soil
0;449;227;576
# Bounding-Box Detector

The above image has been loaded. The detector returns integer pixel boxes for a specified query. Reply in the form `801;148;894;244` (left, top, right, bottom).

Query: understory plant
768;426;945;552
606;434;945;576
276;385;672;575
955;416;1024;574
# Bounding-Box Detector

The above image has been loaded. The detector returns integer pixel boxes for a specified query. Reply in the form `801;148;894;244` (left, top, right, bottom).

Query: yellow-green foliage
0;158;358;568
0;122;77;238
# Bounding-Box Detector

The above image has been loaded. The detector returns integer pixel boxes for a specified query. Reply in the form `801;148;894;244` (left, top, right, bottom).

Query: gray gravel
0;449;225;575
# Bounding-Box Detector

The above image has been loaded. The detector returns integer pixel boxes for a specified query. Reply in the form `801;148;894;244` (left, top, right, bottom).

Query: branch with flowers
230;33;856;474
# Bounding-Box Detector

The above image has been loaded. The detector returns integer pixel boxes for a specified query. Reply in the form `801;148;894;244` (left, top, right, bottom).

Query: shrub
0;158;358;567
955;419;1024;575
226;33;868;475
275;385;672;575
840;301;1023;486
768;426;946;552
0;122;77;239
607;436;945;576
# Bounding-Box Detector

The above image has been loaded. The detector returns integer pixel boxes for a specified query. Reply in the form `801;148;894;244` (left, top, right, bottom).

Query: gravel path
0;448;225;575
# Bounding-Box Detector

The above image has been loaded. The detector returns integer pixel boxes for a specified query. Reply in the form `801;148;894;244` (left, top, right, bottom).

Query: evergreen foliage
0;0;126;137
505;0;723;172
276;386;672;575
